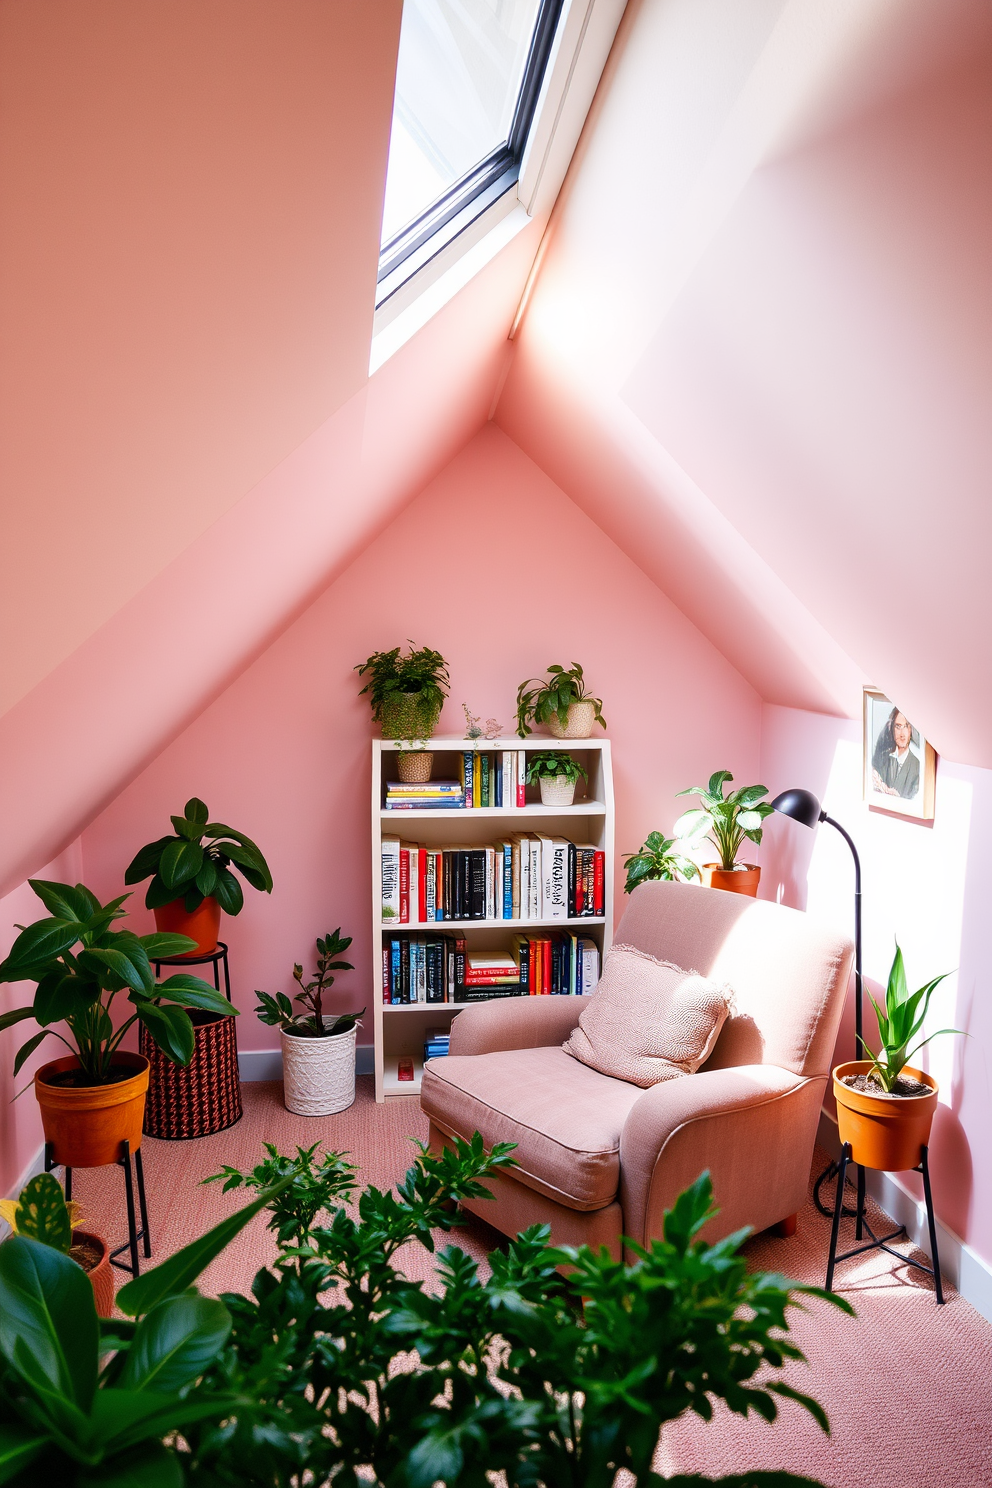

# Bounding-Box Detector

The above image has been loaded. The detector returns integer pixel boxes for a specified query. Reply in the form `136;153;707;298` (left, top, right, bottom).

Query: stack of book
384;781;465;810
424;1026;451;1061
382;836;605;924
381;931;601;1003
457;750;526;808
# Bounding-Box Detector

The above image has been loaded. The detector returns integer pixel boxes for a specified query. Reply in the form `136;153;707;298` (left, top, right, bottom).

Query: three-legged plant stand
825;1141;943;1304
46;1137;151;1278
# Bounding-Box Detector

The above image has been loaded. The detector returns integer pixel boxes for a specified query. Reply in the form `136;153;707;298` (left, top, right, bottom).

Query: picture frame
863;689;936;821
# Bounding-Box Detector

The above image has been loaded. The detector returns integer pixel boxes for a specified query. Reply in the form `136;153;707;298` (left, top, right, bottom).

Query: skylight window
378;0;563;305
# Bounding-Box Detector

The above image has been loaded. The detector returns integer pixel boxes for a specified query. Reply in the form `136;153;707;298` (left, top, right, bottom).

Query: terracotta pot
35;1052;149;1168
701;863;761;897
397;751;433;783
833;1060;938;1172
379;692;440;741
153;895;221;955
539;774;577;806
72;1228;114;1317
548;701;597;739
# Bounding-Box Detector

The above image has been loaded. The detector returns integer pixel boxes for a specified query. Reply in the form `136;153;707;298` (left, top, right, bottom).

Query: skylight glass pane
381;0;544;246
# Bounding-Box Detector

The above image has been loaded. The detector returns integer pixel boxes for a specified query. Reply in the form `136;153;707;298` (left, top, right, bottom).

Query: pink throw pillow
563;943;732;1088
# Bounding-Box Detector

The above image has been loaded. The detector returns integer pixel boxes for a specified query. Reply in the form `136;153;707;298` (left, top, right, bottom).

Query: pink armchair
421;880;853;1256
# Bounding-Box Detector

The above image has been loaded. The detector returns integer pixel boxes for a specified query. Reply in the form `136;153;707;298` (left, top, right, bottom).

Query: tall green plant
675;771;773;870
124;796;273;916
0;881;235;1083
254;930;362;1039
861;943;962;1093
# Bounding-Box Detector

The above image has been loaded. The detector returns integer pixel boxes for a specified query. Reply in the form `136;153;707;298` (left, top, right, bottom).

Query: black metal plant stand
151;941;232;1002
826;1140;943;1304
46;1138;151;1278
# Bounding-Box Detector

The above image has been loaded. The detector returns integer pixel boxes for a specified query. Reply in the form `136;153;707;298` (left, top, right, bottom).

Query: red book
530;937;540;996
418;847;427;923
397;1057;415;1082
543;937;551;995
516;750;526;808
463;973;520;985
399;849;409;924
593;852;605;917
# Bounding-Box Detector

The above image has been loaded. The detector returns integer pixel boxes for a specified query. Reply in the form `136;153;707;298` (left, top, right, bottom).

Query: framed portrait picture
863;689;936;821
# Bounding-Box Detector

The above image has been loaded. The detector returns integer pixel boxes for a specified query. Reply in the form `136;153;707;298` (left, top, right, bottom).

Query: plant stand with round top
141;942;243;1140
42;1126;151;1283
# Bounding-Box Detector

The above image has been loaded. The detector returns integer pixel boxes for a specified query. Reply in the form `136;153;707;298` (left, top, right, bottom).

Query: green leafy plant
0;880;235;1083
624;830;702;893
0;1170;294;1486
254;930;363;1039
675;770;774;871
860;943;962;1094
525;749;589;783
0;1172;80;1254
515;661;606;738
355;643;450;739
124;796;273;917
0;1137;847;1486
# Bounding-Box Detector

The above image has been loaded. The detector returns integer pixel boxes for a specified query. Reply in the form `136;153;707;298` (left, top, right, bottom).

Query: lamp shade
770;788;824;829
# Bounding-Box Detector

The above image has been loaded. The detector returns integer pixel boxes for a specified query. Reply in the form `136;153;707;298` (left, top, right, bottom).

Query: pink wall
0;0;401;719
78;424;761;1053
759;703;992;1269
0;841;84;1196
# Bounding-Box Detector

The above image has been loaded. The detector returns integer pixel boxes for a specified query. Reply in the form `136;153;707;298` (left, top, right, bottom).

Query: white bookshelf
371;735;615;1100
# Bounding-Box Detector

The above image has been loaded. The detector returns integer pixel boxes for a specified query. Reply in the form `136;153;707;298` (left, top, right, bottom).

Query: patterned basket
139;1013;243;1140
396;751;433;783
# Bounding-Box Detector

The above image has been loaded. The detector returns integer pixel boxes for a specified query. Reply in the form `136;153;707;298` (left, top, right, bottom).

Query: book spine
502;842;513;919
581;939;600;992
485;847;494;920
549;840;568;920
425;942;437;1004
462;751;474;808
511;839;521;919
567;843;577;918
400;937;410;1003
480;753;490;809
425;852;436;922
495;756;503;808
418;848;427;924
594;852;605;917
391;940;401;1005
455;936;466;988
470;850;487;920
446;940;455;1002
515;936;529;993
544;937;552;996
399;848;409;924
383;945;391;1005
381;837;400;922
516;749;526;807
463;972;521;985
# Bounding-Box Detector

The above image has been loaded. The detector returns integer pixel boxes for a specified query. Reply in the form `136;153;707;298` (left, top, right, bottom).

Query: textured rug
70;1077;992;1488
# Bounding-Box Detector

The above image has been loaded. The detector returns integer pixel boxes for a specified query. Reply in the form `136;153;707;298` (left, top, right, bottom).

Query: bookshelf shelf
371;736;615;1099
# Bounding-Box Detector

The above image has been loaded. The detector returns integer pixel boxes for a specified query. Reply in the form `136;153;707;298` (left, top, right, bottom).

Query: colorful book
382;836;400;920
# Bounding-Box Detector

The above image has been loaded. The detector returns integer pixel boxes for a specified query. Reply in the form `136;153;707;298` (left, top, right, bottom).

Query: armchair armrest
448;996;592;1056
619;1064;826;1250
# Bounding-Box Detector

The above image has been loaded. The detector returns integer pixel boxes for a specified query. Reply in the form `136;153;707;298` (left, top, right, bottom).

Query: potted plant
834;944;962;1172
124;796;273;955
355;643;450;781
255;930;364;1116
515;662;607;739
674;770;773;896
525;749;588;806
0;1170;115;1317
0;879;231;1167
623;831;701;893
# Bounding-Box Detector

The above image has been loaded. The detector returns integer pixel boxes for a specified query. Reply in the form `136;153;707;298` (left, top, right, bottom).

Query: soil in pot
35;1053;149;1169
840;1071;932;1098
153;895;221;955
71;1228;115;1317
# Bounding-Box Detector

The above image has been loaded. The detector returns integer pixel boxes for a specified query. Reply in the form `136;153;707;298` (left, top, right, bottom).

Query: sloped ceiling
497;0;992;765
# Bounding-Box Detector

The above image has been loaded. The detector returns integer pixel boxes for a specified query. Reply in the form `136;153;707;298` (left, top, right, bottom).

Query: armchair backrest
613;881;853;1078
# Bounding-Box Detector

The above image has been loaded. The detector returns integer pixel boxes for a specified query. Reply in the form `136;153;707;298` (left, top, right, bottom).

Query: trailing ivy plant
624;830;701;893
0;880;234;1082
124;796;273;917
515;662;606;738
675;771;774;871
524;749;589;783
254;930;363;1039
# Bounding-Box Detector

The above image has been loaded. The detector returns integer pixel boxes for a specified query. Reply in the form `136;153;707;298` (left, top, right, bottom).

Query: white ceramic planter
539;774;577;806
548;700;596;739
281;1021;358;1116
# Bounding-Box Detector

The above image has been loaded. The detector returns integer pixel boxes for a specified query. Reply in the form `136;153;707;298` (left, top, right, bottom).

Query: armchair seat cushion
421;1046;644;1211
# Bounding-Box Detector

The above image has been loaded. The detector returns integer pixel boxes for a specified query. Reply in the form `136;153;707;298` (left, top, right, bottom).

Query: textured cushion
562;944;732;1088
421;1045;645;1210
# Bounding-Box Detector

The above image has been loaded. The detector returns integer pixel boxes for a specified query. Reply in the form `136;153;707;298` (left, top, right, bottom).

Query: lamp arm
821;812;863;1051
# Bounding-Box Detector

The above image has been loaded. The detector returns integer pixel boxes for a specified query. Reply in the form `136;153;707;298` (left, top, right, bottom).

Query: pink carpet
70;1078;992;1488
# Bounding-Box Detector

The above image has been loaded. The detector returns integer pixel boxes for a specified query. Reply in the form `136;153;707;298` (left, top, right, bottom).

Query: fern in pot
526;750;588;806
255;930;364;1116
356;643;449;781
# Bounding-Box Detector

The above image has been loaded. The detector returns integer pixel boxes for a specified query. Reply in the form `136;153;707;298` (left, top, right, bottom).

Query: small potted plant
0;880;231;1168
255;930;364;1116
124;797;273;955
516;663;606;740
525;750;588;806
0;1171;115;1317
834;944;962;1172
623;832;701;893
356;643;450;781
674;771;773;896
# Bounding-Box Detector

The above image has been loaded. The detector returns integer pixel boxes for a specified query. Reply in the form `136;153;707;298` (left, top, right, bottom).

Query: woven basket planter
379;693;440;741
281;1022;357;1116
139;1011;242;1140
548;700;597;738
396;751;433;783
539;774;577;806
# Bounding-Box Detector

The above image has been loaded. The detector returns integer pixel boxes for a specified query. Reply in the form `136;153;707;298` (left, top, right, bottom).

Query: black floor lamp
770;789;865;1223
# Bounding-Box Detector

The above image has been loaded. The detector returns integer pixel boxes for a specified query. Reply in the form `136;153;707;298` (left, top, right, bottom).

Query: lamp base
813;1156;865;1222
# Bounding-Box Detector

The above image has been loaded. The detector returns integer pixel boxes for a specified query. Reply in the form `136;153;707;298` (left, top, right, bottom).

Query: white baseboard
238;1045;374;1082
816;1109;992;1324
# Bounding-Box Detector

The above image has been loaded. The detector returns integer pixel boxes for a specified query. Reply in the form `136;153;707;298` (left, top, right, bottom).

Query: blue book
390;940;401;1005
